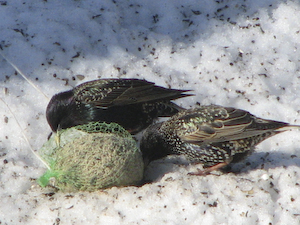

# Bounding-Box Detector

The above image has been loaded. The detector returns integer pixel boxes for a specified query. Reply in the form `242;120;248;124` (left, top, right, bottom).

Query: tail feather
276;124;300;132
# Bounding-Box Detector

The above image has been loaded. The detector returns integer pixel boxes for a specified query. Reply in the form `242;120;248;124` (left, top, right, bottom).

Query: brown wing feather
176;105;289;144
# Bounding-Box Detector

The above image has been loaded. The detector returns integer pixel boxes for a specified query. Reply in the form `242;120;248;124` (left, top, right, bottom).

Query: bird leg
188;162;229;176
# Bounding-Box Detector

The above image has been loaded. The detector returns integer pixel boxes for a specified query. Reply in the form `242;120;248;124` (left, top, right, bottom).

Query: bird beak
55;124;62;147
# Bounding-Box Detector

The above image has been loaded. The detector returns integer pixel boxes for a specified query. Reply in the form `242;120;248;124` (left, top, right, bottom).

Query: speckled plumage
46;79;191;134
141;105;300;174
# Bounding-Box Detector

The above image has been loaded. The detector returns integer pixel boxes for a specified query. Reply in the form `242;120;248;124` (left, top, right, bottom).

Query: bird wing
74;79;190;108
176;106;288;144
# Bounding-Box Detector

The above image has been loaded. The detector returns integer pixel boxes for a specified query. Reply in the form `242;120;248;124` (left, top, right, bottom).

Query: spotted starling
140;105;300;174
46;78;191;134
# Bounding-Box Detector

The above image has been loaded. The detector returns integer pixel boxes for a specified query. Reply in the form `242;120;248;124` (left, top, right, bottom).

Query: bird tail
276;124;300;132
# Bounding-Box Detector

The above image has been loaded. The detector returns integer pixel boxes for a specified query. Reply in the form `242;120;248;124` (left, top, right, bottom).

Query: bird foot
188;168;210;176
188;162;229;176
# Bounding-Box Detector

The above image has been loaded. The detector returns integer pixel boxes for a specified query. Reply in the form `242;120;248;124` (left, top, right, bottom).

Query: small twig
0;51;49;100
0;98;50;170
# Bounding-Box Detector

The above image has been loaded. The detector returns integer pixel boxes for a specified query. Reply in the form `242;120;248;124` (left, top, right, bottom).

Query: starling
46;78;191;134
140;105;300;175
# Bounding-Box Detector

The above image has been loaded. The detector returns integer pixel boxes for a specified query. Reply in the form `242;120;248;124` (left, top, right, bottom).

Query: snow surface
1;0;300;224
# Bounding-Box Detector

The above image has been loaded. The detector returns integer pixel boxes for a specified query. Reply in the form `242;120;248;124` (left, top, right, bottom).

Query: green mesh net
38;122;144;192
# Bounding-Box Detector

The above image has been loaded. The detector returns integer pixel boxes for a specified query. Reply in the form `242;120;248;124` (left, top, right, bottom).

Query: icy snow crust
1;0;300;224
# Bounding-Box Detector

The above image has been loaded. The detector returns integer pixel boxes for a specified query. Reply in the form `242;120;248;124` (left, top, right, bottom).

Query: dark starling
140;105;300;175
46;78;191;134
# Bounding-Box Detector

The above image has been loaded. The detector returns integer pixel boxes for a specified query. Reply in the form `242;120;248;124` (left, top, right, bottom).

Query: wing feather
175;105;288;144
73;79;190;108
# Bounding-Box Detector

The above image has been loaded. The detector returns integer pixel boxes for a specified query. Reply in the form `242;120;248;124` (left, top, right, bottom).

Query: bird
46;78;192;134
140;105;300;175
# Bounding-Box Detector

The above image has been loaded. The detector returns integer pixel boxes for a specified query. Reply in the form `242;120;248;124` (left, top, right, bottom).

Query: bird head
140;122;169;166
46;90;74;132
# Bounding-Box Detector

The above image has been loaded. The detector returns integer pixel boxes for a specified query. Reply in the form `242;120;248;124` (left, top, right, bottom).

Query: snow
1;0;300;224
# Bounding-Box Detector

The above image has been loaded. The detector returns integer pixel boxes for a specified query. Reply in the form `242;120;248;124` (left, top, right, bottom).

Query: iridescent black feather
46;78;191;134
